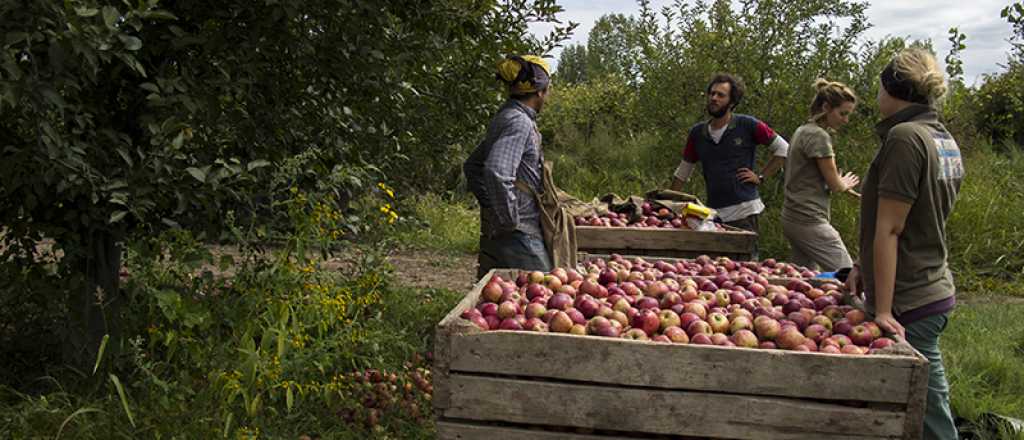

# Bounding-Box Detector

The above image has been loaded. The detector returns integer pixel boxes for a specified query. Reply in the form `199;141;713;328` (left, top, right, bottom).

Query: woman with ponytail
464;55;553;278
847;48;963;439
781;79;860;271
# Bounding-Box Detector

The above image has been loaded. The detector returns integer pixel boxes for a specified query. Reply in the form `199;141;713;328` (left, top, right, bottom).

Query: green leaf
55;407;103;440
222;412;233;438
286;385;294;412
108;210;128;224
75;7;99;17
92;334;110;374
102;6;119;29
172;130;186;149
119;35;142;51
109;374;136;427
247;159;270;171
185;167;206;183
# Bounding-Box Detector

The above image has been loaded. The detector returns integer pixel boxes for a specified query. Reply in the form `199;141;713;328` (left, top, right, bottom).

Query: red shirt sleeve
682;132;699;163
753;120;778;145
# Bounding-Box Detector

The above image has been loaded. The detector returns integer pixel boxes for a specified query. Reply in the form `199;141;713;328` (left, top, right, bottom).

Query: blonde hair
810;78;857;121
888;48;947;103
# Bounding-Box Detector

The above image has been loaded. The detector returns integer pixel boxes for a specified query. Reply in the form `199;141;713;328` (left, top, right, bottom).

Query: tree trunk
64;229;122;373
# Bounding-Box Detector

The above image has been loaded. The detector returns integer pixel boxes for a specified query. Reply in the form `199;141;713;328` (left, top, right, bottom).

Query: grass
394;193;480;255
944;303;1024;439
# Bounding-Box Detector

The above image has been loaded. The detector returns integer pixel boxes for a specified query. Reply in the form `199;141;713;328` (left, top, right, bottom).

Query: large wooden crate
433;270;930;440
575;225;757;260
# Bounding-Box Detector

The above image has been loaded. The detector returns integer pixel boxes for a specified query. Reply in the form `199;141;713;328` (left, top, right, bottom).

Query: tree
586;13;645;84
0;0;572;371
556;43;588;84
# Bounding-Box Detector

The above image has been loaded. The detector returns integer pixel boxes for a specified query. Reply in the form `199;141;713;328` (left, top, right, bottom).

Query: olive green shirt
782;122;836;224
860;104;964;316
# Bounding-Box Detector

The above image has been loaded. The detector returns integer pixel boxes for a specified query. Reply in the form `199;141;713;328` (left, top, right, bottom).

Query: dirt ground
386;250;478;292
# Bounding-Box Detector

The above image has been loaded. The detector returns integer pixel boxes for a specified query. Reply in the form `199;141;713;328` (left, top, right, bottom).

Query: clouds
529;0;1015;84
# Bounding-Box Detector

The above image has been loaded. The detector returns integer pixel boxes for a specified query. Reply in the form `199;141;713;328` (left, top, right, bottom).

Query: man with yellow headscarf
464;55;553;279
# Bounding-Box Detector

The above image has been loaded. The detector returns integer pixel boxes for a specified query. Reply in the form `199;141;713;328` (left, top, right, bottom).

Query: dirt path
386;250;478;293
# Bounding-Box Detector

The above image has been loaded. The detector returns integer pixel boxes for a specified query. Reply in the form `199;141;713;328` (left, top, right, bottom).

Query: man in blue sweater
670;73;789;257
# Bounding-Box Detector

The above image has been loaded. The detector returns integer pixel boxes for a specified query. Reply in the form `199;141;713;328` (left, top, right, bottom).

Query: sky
528;0;1017;85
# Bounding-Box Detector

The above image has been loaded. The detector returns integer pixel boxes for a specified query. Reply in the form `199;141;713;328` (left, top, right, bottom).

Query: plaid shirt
464;99;543;238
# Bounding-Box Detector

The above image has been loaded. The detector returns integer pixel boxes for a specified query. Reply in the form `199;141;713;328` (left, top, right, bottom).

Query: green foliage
944;304;1024;427
393;193;481;255
555;43;588;84
541;73;639;147
585;13;645;85
1004;2;1024;61
973;62;1024;148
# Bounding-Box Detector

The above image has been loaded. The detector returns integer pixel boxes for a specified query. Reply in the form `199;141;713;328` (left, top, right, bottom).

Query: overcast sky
528;0;1017;85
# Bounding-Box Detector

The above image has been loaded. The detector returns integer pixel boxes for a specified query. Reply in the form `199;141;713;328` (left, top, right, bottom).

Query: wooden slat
901;346;930;440
576;226;757;255
433;269;512;414
442;375;906;439
436;420;654;440
445;330;923;404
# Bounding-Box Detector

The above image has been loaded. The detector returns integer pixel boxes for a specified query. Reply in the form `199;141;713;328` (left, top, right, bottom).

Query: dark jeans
477;230;552;279
724;214;760;260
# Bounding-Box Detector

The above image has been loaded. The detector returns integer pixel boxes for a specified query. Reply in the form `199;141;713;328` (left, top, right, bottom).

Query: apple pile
584;254;820;280
574;202;724;231
460;259;895;354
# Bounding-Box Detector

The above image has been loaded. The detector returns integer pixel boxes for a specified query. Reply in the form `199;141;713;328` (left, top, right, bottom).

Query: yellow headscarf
496;55;551;95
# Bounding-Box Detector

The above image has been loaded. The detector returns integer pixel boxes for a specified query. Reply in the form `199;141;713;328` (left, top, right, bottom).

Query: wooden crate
433;270;929;440
575;225;757;260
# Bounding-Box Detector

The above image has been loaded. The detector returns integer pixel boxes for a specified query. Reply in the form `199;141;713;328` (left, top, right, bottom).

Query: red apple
707;312;730;334
549;311;573;333
776;327;807;350
849;325;874;346
622;327;649;341
686;320;713;337
732;329;758;348
683;302;708;320
664;326;690;344
758;341;777;350
845;309;867;325
658;309;682;333
498;317;523;331
710;333;731;346
497;301;519;319
729;315;754;334
753;316;781;341
482;281;503;303
870;337;896;350
547;293;573;311
632;309;662;336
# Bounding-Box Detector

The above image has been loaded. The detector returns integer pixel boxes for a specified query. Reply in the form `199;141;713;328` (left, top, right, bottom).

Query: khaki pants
782;219;853;272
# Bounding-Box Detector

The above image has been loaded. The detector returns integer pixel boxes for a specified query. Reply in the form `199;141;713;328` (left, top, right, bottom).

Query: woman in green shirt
848;48;963;440
781;79;861;271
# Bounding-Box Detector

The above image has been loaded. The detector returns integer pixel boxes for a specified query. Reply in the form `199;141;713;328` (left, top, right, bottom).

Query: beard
707;103;728;118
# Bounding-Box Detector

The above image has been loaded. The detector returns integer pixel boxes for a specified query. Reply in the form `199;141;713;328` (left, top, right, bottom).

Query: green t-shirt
860;104;964;315
783;122;836;224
